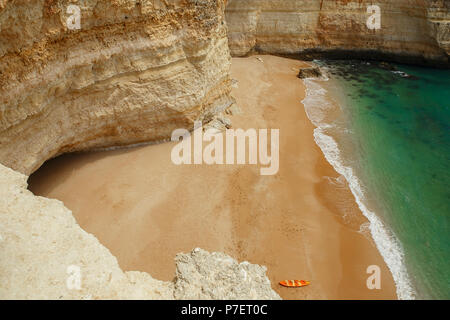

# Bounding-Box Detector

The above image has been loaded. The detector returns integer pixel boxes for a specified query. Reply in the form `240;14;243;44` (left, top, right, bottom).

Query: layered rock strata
225;0;449;66
0;0;284;301
0;0;234;175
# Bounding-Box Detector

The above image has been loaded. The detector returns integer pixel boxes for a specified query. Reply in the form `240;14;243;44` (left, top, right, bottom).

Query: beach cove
28;55;398;300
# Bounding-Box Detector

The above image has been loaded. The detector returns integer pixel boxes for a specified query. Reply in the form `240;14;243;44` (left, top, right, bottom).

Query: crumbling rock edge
0;163;281;300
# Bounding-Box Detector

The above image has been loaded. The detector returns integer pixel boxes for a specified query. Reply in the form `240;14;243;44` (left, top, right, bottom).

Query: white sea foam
392;70;411;78
301;74;416;300
302;79;333;128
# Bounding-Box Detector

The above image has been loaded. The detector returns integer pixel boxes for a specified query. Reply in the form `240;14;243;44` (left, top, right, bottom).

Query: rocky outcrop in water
297;66;323;79
0;0;234;175
226;0;449;66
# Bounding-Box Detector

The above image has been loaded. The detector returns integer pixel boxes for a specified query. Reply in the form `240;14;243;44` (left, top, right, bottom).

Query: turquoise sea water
315;61;450;299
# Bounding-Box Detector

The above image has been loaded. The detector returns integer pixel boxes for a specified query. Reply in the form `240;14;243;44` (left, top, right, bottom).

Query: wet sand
28;55;397;299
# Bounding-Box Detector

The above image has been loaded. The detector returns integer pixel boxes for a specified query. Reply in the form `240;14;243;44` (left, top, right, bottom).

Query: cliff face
1;0;448;175
226;0;449;65
0;163;280;299
0;1;281;300
0;0;234;175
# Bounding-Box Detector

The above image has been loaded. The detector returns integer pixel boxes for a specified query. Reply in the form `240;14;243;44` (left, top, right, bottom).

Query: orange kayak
279;280;310;288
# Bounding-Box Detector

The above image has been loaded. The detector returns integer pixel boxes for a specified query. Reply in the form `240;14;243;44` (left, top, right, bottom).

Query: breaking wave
301;75;416;300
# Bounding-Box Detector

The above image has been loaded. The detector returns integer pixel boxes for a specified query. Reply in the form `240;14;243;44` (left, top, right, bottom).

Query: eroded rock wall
0;0;283;301
0;0;234;175
226;0;449;65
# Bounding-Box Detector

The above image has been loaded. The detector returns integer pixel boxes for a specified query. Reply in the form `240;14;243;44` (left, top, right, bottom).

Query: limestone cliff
0;0;283;301
0;163;280;299
226;0;449;66
0;0;234;175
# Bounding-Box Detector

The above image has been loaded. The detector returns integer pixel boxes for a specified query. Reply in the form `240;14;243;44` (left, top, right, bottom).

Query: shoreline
244;50;450;69
28;55;398;299
302;71;415;300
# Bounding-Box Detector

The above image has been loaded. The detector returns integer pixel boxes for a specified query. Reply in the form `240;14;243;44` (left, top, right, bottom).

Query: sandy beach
28;55;397;299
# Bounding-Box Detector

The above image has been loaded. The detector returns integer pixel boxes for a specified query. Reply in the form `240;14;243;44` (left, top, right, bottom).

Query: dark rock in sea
405;74;420;80
379;62;398;71
393;71;420;80
297;66;323;79
359;89;369;95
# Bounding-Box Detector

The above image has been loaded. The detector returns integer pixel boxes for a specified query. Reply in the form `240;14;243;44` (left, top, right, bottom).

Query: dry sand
28;55;397;299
